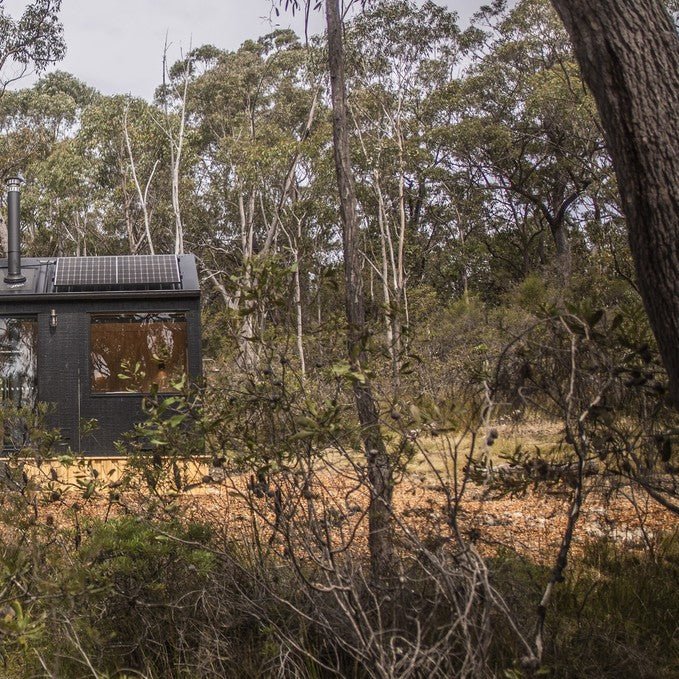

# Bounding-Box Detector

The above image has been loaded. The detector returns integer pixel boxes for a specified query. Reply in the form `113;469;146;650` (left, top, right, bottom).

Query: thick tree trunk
326;0;394;580
549;0;679;405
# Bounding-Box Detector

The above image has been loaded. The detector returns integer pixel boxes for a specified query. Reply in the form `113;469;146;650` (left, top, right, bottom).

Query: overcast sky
4;0;479;100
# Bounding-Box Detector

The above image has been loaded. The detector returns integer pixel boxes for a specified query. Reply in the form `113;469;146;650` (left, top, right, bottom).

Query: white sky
3;0;480;100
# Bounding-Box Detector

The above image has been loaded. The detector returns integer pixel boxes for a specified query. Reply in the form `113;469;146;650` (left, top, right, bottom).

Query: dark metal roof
0;254;200;301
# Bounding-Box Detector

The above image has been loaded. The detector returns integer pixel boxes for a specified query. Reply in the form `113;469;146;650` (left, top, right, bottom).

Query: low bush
0;507;675;678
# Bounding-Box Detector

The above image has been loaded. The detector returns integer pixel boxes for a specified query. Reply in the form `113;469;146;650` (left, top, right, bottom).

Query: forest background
0;0;677;677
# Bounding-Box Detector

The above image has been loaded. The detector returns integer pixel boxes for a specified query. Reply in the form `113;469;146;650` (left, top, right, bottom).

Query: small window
0;317;37;407
90;313;187;394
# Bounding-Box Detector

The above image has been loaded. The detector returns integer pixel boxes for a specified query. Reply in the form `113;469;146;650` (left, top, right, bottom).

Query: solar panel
54;255;181;290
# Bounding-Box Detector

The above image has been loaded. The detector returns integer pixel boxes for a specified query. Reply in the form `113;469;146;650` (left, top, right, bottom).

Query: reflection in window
91;313;187;393
0;317;37;407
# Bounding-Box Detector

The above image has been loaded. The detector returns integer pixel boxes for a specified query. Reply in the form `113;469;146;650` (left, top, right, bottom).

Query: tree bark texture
325;0;394;579
549;0;679;405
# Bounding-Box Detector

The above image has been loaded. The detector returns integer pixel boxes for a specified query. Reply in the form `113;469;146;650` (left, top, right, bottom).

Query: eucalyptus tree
268;0;399;580
0;0;65;97
320;0;396;580
181;31;326;371
75;94;175;255
549;0;679;406
26;137;106;256
0;83;64;181
453;0;613;286
0;70;95;176
0;72;98;254
156;48;195;256
344;0;462;381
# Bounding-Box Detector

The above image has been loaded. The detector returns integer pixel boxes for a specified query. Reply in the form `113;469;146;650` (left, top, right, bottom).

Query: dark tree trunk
547;182;576;285
549;218;571;285
325;0;394;579
550;0;679;406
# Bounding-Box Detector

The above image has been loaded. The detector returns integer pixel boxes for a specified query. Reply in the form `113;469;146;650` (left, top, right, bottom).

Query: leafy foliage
0;0;676;676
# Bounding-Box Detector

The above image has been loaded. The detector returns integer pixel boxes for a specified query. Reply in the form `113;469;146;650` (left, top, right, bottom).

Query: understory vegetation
0;281;675;677
0;510;676;678
0;0;677;677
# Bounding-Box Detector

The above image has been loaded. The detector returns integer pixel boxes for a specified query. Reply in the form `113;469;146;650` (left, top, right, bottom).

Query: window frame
88;310;189;397
0;314;38;408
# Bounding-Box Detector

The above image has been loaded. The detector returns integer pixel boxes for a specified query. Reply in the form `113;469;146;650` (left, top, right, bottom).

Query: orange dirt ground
175;471;676;565
11;448;676;568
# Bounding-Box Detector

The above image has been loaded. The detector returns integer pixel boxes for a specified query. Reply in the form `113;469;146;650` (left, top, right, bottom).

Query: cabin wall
0;296;201;456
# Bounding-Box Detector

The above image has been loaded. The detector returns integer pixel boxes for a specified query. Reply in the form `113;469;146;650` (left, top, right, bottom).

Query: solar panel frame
54;255;181;289
118;255;180;285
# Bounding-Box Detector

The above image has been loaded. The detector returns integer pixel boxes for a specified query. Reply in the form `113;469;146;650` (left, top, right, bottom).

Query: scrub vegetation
0;0;677;677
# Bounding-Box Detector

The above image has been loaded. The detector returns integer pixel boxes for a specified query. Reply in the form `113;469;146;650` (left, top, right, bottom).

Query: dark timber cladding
0;253;201;457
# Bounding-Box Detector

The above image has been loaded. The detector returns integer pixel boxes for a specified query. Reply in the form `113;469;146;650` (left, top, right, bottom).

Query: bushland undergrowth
0;279;676;679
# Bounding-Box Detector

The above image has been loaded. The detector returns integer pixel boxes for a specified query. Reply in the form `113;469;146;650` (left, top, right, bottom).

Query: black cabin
0;178;201;456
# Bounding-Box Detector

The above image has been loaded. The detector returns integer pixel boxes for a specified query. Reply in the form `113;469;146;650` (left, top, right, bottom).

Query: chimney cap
5;176;24;190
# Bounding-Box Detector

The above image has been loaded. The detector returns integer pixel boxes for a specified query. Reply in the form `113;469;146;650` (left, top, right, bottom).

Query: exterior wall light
50;309;57;329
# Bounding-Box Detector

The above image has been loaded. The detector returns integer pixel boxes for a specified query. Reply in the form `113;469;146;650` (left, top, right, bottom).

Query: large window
0;317;37;407
90;313;187;394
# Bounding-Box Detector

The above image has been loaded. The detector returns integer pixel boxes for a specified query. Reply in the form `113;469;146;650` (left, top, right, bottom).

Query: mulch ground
174;468;676;566
6;450;675;570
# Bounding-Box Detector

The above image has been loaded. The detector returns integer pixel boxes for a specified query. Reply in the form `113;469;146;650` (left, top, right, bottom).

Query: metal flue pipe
5;176;25;285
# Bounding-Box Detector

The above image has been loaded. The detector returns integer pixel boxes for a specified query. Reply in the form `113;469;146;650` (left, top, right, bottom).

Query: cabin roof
0;254;200;302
